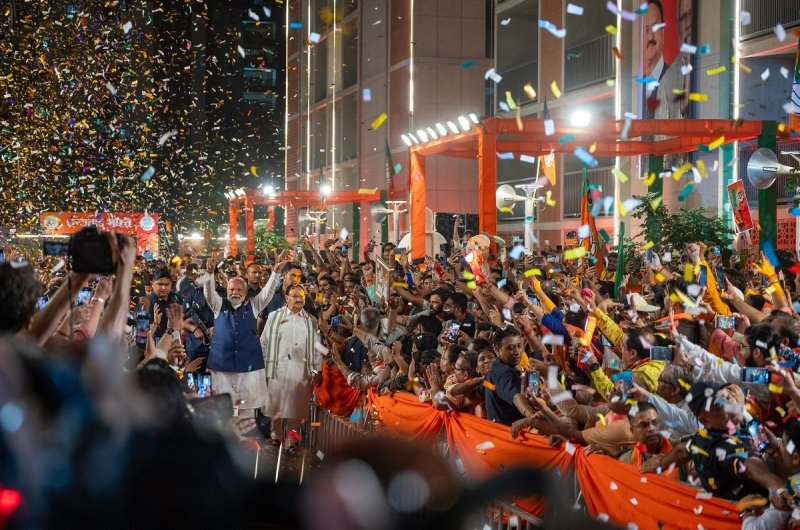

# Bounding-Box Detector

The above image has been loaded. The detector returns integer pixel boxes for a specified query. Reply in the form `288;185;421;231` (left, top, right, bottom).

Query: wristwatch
588;362;601;372
165;327;181;341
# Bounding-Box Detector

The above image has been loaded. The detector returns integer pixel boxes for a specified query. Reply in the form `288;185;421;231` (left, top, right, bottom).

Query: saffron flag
579;165;605;276
539;98;557;186
792;35;800;132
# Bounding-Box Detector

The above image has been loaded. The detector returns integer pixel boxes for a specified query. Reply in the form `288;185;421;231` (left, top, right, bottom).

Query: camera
70;226;126;274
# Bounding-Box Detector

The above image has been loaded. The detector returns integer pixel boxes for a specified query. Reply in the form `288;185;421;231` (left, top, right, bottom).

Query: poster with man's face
642;0;697;120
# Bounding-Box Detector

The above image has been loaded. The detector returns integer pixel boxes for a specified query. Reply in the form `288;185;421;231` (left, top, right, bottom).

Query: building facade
285;0;800;251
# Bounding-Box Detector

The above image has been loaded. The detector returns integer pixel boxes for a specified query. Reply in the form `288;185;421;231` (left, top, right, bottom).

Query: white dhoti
263;345;313;419
208;369;269;409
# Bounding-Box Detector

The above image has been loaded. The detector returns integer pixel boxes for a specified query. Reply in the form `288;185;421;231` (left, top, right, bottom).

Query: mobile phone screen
716;267;726;287
447;322;461;342
76;287;93;306
0;249;4;263
742;367;769;384
197;373;213;398
37;296;49;310
185;372;196;392
526;371;540;397
136;310;150;348
649;346;673;362
42;241;70;256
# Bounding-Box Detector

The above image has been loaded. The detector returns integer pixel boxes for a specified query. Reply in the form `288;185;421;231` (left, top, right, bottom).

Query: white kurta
260;310;319;419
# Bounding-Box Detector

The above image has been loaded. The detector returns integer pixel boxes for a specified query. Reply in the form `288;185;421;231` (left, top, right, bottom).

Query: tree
254;224;291;254
623;192;733;269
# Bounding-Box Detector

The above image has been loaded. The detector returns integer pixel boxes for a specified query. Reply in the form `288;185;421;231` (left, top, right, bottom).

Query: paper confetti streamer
605;25;617;35
550;81;562;98
688;93;708;102
567;4;584;15
544;119;555;136
523;83;537;100
612;168;628;183
706;66;726;76
371;113;388;130
775;24;787;42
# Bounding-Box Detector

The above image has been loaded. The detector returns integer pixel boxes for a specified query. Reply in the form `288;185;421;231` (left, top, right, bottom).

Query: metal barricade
307;401;373;460
484;501;543;529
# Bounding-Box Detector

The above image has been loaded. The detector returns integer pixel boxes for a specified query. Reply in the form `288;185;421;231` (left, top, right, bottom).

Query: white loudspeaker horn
298;212;316;223
495;184;528;212
747;148;799;190
370;204;394;224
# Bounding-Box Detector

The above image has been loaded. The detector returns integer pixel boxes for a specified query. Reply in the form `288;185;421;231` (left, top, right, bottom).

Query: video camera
43;226;125;274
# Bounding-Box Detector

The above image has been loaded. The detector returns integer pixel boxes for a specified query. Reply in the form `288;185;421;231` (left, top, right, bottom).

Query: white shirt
195;269;279;318
646;55;666;97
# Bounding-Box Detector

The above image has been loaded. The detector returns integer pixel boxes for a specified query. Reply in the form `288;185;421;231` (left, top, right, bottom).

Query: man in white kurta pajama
260;284;322;447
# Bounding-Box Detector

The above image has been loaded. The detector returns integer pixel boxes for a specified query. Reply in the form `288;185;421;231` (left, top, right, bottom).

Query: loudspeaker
495;184;528;212
747;148;799;190
370;204;394;224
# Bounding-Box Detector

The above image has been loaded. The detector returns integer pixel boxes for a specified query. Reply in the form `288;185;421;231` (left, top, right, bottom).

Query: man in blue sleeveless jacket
195;254;284;418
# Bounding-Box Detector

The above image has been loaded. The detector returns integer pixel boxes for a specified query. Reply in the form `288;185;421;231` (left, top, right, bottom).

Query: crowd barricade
308;400;373;460
365;389;744;530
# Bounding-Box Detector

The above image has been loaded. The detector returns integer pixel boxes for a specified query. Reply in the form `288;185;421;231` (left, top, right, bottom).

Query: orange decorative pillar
228;200;238;256
478;128;497;236
409;149;427;260
245;194;255;254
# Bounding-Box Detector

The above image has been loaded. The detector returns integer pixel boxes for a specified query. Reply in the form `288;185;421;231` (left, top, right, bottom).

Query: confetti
500;18;511;26
316;450;324;460
550;81;562;98
574;147;598;168
605;25;617;35
781;67;790;79
612;168;628;183
538;19;567;38
681;64;694;76
606;1;637;22
475;441;495;451
523;83;537;100
609;482;618;490
775;24;787;42
567;4;584;15
123;21;133;34
484;68;503;84
761;68;770;82
706;66;726;76
680;43;698;54
544;119;555;136
371;113;388;130
740;11;751;25
482;380;496;391
461;60;476;69
519;154;536;164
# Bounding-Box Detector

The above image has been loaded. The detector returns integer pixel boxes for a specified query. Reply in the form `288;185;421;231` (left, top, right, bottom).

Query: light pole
385;200;407;244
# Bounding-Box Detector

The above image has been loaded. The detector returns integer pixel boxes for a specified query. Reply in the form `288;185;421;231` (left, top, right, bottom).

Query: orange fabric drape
367;389;444;442
314;362;362;418
446;411;574;515
574;450;740;530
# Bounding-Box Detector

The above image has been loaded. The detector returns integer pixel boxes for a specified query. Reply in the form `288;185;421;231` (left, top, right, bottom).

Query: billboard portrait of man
654;0;695;121
643;0;669;110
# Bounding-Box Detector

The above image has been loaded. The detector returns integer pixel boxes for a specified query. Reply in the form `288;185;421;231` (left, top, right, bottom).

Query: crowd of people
4;221;800;529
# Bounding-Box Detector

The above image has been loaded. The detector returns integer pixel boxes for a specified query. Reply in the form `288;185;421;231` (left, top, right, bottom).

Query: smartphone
0;248;4;263
135;310;150;348
715;315;736;330
742;367;770;384
406;272;415;289
197;372;213;398
649;346;673;362
331;315;342;327
42;240;70;256
37;296;49;310
746;419;770;452
447;322;461;342
525;371;540;397
440;255;448;269
619;370;633;399
340;245;348;257
716;267;726;287
529;295;539;306
76;287;93;306
185;372;196;392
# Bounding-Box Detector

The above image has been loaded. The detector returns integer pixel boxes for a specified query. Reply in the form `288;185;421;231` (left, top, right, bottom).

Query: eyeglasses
632;419;661;430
